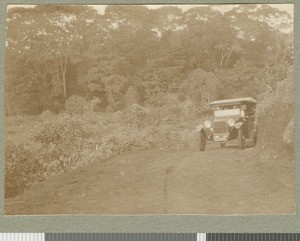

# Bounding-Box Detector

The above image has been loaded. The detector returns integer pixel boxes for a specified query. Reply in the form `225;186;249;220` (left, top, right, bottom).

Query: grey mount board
0;0;299;233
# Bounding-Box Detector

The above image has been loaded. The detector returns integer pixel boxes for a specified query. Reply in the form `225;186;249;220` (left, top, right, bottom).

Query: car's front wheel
238;129;245;150
199;132;206;151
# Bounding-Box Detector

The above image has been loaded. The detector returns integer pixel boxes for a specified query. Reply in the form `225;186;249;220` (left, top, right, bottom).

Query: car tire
238;129;245;150
220;143;226;148
199;132;206;151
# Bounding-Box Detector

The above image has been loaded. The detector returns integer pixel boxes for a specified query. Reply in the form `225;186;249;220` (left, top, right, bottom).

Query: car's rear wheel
199;132;206;151
238;129;245;150
220;143;226;148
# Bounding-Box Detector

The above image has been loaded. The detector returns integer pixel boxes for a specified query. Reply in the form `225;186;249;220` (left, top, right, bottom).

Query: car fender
196;125;209;139
196;125;204;132
234;122;244;129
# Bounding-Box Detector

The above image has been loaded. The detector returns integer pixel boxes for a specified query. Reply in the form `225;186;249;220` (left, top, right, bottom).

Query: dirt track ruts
5;143;295;215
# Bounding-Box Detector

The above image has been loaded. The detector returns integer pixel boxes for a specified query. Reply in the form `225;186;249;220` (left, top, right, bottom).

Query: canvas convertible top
209;97;257;106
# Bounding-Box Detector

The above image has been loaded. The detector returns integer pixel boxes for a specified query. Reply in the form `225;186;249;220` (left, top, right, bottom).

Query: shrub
179;100;200;122
256;68;294;162
31;116;97;175
33;117;90;146
5;109;200;198
89;97;101;112
125;104;150;128
41;110;55;121
65;95;90;114
5;141;44;198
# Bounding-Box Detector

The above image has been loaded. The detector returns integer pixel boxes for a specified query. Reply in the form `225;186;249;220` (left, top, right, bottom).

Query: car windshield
214;108;240;117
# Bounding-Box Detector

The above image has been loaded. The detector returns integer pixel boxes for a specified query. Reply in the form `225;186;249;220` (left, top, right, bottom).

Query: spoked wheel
199;132;206;151
238;128;245;150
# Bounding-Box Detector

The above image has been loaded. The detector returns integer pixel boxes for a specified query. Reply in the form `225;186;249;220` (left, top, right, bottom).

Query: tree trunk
224;48;233;66
62;74;67;99
60;54;68;99
220;52;225;67
200;88;203;103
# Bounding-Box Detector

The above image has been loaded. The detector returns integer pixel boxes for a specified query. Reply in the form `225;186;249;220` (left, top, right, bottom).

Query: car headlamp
240;110;245;117
204;120;211;128
227;119;235;127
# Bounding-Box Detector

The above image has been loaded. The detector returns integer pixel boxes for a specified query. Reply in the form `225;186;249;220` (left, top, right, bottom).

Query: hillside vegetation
4;5;294;198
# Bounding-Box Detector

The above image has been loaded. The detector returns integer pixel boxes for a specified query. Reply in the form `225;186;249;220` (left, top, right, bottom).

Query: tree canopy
5;4;293;114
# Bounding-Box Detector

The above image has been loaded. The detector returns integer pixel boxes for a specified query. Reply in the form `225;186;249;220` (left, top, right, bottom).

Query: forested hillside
5;4;293;114
4;5;294;198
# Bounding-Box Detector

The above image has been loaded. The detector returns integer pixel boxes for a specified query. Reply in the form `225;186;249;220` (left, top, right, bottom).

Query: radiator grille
213;121;228;134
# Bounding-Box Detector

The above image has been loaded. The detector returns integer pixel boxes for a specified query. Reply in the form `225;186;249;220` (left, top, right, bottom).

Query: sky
7;4;294;18
92;4;294;17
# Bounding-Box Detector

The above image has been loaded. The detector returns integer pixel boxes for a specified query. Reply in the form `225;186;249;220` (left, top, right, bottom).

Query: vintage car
196;97;258;151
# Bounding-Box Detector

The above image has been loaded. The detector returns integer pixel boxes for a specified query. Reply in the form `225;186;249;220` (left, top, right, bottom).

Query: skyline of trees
5;4;293;115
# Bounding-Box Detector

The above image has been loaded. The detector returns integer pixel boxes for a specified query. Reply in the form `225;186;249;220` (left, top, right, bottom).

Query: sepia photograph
3;4;294;215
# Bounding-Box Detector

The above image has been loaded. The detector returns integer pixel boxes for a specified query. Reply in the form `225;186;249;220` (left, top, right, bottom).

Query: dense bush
32;115;97;169
65;95;90;114
5;141;44;198
256;68;294;162
5;108;202;198
33;115;91;146
98;123;198;154
125;104;151;128
41;110;55;121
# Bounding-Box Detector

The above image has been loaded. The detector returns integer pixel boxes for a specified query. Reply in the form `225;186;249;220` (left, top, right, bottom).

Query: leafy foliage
256;66;294;161
5;141;44;198
5;5;293;114
65;95;90;114
32;115;90;145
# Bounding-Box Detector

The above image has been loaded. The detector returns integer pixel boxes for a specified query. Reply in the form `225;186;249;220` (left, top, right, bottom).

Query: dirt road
5;143;295;215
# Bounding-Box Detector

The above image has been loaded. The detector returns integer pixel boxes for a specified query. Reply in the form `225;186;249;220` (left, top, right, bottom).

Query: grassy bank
4;106;203;198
